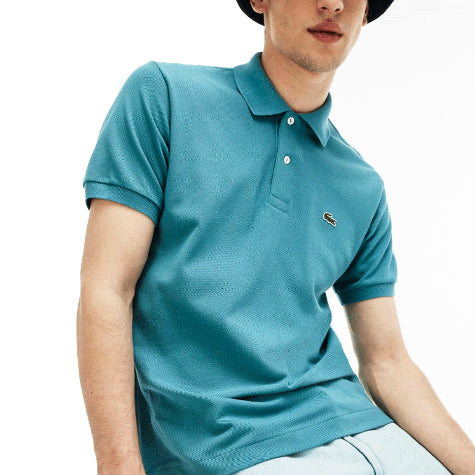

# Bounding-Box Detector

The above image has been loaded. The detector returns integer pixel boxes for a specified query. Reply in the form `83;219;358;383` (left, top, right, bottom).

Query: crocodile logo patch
323;212;337;227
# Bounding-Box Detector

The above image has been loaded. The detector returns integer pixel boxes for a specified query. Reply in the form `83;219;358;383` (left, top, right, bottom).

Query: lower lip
309;30;343;43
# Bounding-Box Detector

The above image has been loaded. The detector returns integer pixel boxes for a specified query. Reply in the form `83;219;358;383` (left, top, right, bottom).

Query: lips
309;30;343;43
310;31;342;36
308;21;343;36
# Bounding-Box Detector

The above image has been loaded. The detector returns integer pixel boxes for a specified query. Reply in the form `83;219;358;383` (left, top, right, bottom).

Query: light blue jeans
233;422;452;474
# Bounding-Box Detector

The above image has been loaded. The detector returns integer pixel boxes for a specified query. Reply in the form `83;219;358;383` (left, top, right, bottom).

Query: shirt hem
149;407;394;474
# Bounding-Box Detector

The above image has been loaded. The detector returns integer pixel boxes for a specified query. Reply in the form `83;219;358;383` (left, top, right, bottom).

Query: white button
287;117;294;125
284;155;290;164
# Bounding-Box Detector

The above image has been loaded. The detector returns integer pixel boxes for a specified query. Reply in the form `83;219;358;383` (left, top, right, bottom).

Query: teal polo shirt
83;51;397;475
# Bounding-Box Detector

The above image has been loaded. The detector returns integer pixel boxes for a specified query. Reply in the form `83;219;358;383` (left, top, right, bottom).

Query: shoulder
129;60;238;118
120;60;170;97
328;118;385;191
139;59;234;91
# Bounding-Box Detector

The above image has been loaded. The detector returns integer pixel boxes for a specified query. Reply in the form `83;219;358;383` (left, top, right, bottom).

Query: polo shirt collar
233;51;332;147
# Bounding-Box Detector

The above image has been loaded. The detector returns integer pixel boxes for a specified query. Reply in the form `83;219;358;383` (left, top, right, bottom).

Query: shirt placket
268;112;299;213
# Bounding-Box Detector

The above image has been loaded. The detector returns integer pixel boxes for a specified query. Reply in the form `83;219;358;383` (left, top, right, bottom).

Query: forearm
76;289;144;473
359;358;475;475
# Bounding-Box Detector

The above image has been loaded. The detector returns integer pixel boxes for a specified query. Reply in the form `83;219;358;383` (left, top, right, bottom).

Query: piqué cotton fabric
83;51;397;475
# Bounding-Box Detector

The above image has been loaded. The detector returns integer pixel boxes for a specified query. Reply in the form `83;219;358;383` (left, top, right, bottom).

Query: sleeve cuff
84;181;161;226
335;283;395;305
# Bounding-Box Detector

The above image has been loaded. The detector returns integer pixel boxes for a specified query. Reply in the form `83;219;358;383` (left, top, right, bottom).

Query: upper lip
308;22;343;35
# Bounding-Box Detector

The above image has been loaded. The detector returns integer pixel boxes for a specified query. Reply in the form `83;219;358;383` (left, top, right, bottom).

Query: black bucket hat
236;0;395;25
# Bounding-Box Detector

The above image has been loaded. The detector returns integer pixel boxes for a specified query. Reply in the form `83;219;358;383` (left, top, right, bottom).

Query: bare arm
77;198;156;474
343;296;475;474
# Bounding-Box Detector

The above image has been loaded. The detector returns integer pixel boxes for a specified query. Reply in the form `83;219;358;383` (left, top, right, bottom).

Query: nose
316;0;344;17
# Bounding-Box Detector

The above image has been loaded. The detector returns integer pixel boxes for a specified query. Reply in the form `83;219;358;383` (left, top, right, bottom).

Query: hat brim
236;0;395;25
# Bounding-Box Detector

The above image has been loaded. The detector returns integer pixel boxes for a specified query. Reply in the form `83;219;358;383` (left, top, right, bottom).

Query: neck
260;42;336;114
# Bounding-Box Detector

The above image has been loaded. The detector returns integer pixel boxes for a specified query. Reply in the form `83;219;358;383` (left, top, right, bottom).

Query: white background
1;0;474;473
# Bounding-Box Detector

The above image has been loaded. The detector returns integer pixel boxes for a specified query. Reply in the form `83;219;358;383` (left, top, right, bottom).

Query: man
77;0;475;473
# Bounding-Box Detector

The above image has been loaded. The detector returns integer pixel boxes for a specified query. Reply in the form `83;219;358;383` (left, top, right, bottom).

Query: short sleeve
82;61;170;226
332;183;398;305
